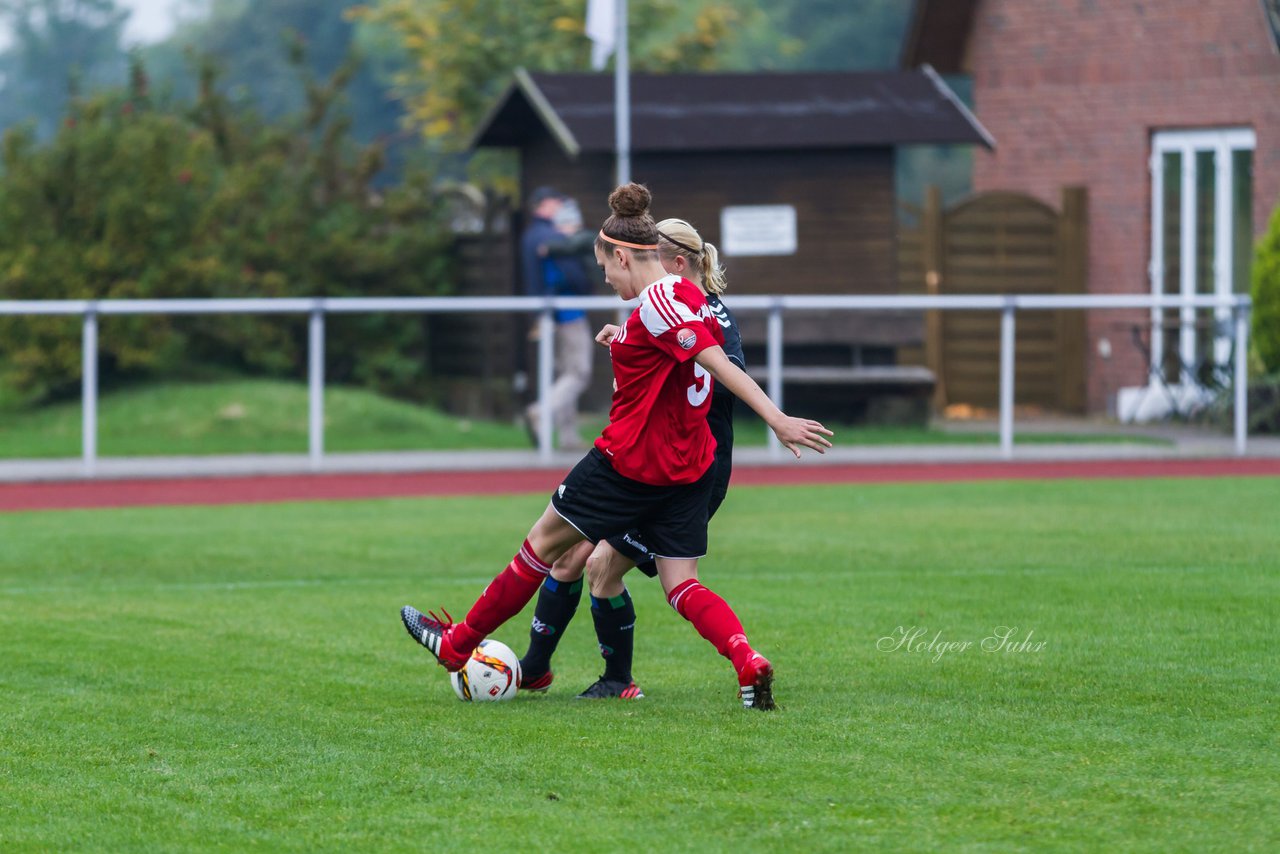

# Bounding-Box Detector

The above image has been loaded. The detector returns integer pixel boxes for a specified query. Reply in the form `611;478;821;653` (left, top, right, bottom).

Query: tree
0;0;129;139
139;1;408;151
721;0;911;71
349;0;744;148
0;52;455;403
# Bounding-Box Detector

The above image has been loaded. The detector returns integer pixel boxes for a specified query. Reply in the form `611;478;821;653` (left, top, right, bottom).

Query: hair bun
608;183;651;218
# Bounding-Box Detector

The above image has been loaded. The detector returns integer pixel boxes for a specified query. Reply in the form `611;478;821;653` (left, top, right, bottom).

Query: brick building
904;0;1280;414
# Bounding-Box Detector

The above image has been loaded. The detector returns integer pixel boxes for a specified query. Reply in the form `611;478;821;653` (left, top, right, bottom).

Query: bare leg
655;556;699;599
551;540;593;583
525;503;588;565
585;540;636;598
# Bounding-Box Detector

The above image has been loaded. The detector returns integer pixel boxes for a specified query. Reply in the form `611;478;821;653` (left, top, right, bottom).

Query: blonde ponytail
699;241;727;296
656;217;728;295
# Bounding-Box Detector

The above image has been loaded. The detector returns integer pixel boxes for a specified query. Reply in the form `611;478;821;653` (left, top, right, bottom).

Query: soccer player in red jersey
517;216;746;701
401;184;832;710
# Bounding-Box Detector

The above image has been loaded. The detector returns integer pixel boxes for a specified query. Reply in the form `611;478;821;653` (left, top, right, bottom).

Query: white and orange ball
450;640;521;702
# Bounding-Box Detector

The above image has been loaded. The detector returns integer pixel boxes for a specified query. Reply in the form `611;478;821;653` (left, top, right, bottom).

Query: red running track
1;458;1277;513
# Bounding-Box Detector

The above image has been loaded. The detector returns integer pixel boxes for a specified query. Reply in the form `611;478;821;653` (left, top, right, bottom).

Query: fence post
308;304;325;471
1234;301;1250;457
537;308;555;462
999;299;1016;459
82;306;98;477
922;185;947;412
1057;187;1089;413
766;301;784;458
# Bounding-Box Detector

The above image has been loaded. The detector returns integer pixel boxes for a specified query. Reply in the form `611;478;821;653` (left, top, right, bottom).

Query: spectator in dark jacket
520;187;594;449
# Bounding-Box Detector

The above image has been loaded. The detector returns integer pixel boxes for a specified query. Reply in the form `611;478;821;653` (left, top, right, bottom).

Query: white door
1148;128;1254;385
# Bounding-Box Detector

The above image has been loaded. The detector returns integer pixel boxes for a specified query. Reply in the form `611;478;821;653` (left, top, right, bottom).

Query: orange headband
598;231;658;251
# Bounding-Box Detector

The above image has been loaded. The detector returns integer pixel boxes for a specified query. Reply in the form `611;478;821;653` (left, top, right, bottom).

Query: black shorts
607;439;733;576
551;448;714;560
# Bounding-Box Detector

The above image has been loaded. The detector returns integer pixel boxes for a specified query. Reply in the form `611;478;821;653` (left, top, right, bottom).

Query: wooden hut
463;68;991;420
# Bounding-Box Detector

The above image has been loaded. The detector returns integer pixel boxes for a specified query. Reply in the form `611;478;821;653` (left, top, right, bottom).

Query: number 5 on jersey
687;363;711;406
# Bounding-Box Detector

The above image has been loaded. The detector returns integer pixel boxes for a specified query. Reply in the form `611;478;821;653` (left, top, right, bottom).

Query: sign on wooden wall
720;205;797;257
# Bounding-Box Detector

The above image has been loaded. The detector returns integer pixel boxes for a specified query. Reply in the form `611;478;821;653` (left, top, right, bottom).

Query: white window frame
1148;127;1255;384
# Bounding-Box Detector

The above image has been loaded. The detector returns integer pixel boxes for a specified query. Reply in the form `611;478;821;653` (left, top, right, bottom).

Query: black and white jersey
704;294;744;448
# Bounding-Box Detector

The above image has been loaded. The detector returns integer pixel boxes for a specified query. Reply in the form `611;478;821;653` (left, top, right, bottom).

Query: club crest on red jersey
676;328;697;350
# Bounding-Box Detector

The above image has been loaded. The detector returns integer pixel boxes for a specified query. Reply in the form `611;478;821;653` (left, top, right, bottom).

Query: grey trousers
544;316;593;448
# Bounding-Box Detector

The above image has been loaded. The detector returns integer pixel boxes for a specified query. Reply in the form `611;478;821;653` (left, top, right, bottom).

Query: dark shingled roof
470;68;993;154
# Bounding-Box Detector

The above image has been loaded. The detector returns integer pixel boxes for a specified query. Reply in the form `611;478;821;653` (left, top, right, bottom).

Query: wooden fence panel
899;186;1088;413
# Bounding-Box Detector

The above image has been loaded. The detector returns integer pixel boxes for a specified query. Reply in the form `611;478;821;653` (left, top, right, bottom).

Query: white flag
586;0;616;70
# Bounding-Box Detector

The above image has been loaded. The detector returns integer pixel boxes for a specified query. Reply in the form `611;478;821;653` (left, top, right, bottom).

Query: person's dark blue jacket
521;216;591;323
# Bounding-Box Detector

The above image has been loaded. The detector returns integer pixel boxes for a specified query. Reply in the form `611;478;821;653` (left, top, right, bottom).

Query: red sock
667;579;755;673
454;540;551;654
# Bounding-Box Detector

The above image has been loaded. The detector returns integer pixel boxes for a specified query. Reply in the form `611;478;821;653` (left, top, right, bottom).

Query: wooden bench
746;365;936;425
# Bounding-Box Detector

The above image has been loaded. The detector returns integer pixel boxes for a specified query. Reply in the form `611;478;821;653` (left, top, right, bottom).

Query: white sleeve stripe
652;290;683;331
657;281;699;324
639;278;678;336
639;299;672;337
639;276;701;338
648;282;682;330
650;284;701;338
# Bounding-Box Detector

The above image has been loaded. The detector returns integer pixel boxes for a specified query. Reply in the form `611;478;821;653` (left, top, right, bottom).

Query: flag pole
614;0;630;185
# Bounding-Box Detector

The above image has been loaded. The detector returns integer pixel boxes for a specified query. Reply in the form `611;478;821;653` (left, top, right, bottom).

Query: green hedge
0;58;455;404
1253;203;1280;375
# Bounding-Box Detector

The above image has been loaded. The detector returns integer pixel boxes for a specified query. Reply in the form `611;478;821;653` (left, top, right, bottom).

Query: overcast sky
119;0;187;44
0;0;191;50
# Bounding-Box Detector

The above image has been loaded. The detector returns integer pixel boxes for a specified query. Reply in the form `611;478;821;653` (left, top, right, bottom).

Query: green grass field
0;378;1169;458
2;477;1275;851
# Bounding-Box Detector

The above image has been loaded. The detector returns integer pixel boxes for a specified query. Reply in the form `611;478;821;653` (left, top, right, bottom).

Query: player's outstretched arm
694;345;833;459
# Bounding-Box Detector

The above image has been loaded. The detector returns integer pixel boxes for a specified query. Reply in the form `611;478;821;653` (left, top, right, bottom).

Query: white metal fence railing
0;293;1254;475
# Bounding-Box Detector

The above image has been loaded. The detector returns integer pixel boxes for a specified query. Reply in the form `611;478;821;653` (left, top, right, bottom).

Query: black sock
519;577;583;677
591;589;636;684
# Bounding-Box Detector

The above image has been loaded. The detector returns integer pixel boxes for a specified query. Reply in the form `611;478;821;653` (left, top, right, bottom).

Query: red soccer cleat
519;669;555;693
400;605;469;672
737;653;776;711
575;677;645;700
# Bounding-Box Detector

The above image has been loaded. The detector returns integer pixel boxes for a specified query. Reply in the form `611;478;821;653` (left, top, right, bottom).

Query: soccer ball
450;640;521;702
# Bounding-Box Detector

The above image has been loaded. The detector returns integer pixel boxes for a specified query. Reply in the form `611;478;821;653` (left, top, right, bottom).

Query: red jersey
595;275;725;485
